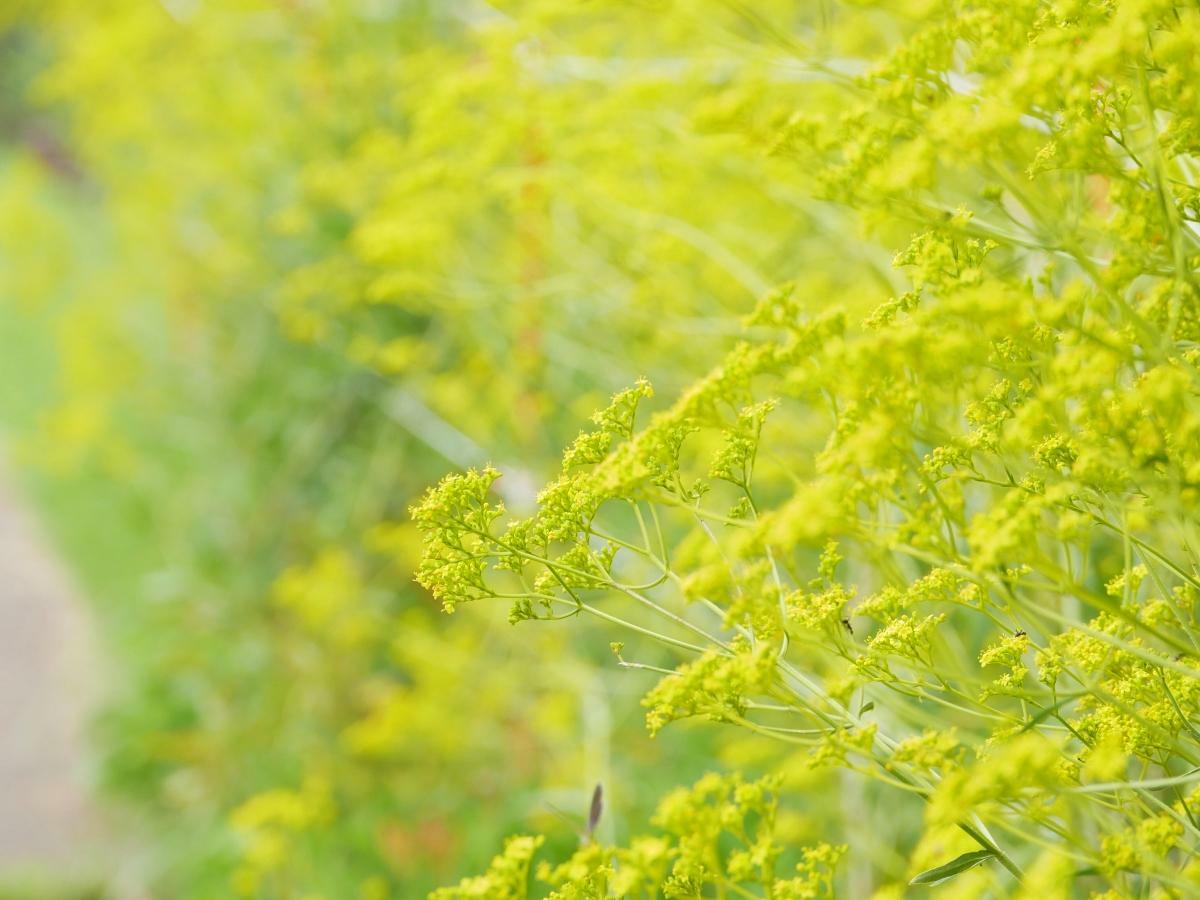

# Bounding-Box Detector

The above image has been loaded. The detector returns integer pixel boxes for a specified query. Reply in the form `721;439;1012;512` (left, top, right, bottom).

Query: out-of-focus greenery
7;0;1200;898
0;1;870;896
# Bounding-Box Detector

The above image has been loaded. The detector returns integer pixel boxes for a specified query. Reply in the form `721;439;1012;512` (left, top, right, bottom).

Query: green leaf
909;850;996;886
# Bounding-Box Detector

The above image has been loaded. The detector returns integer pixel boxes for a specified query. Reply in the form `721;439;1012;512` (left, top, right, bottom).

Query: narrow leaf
586;783;604;837
909;850;996;886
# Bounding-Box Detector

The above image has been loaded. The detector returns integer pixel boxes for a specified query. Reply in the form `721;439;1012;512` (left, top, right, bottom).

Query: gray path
0;475;101;875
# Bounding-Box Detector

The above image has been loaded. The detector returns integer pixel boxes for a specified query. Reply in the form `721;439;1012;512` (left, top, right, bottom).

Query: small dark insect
1014;630;1027;638
841;618;854;635
586;783;604;841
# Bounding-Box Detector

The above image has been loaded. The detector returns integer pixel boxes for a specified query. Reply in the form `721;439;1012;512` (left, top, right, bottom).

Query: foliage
3;0;1200;897
437;774;843;899
412;0;1200;896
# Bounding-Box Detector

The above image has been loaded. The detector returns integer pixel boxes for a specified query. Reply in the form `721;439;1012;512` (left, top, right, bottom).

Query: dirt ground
0;475;101;874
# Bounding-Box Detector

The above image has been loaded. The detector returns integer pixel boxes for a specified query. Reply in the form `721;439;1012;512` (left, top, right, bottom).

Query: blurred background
0;1;902;896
